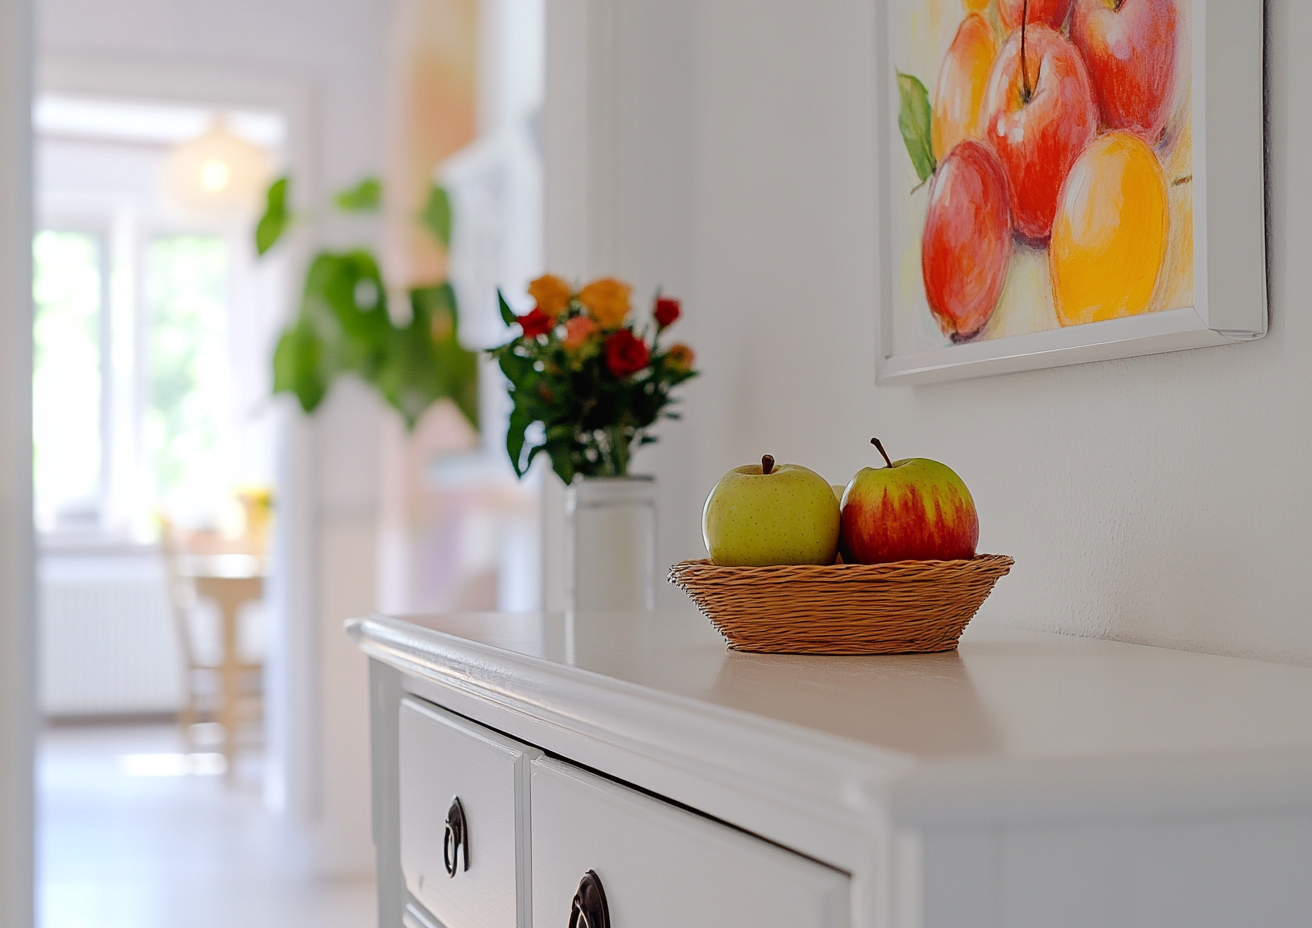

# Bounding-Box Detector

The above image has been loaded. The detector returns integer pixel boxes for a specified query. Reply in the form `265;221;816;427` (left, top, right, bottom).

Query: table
176;554;265;771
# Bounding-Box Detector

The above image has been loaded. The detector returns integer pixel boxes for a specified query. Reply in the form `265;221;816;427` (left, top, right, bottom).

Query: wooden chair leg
178;690;197;753
219;601;240;779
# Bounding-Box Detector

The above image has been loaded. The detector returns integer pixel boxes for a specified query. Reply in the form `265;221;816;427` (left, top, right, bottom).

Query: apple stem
1020;0;1032;104
870;438;895;469
761;454;775;475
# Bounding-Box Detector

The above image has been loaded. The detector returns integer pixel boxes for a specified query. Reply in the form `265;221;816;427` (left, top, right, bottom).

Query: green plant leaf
896;72;936;184
545;438;575;486
496;348;534;386
421;184;452;248
506;406;531;476
255;177;291;255
272;316;328;413
544;424;574;444
299;251;391;378
334;177;382;212
497;288;517;326
371;283;480;431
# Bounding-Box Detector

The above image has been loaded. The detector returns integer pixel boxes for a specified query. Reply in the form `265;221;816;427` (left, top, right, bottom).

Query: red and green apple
839;439;979;564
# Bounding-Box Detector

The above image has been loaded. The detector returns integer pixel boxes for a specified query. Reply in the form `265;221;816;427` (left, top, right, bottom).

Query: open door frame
0;0;35;924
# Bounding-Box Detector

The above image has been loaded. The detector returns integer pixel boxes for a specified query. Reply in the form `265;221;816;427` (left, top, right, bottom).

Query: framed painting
874;0;1266;385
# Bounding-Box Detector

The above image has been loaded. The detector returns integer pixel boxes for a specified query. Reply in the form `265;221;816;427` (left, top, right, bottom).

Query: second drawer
530;756;850;928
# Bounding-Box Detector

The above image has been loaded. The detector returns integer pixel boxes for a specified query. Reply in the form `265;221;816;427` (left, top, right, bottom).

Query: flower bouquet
490;274;698;484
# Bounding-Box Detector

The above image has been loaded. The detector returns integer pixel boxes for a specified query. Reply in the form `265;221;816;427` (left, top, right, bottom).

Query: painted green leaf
421;184;453;248
334;177;382;212
896;72;936;184
255;177;291;255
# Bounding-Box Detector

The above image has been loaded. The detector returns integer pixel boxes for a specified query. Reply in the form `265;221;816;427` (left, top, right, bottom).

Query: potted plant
490;274;698;608
255;176;479;431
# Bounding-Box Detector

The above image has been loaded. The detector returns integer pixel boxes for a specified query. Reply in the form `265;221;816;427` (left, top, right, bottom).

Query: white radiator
39;551;185;717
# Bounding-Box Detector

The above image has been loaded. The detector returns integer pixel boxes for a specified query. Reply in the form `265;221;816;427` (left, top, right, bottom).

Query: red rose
604;329;650;377
517;307;553;338
653;296;681;329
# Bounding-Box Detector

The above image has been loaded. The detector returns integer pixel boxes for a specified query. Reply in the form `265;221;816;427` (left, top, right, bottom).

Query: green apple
839;438;979;564
702;455;841;566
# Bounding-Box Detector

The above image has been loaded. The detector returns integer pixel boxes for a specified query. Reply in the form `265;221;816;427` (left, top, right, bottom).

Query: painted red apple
921;140;1012;341
839;439;979;565
1071;0;1180;144
999;0;1075;33
977;23;1098;243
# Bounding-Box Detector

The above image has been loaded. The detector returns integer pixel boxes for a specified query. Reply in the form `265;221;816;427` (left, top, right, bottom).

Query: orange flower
563;315;599;349
527;273;572;319
665;343;695;372
577;277;632;328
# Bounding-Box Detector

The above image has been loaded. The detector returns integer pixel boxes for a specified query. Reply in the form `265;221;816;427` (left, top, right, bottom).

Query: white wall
548;0;1312;665
0;0;33;920
39;0;399;874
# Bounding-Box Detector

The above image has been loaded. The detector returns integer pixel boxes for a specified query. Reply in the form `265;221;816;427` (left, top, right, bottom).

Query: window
33;230;106;528
34;95;286;541
146;235;231;517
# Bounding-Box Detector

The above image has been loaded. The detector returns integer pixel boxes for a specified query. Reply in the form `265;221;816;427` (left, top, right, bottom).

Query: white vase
565;476;656;611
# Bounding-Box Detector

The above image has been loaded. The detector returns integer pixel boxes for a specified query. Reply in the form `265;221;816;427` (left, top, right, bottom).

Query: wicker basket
668;554;1014;655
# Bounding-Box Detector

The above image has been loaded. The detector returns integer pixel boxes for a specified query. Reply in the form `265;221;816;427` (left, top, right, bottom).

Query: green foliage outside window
147;235;228;497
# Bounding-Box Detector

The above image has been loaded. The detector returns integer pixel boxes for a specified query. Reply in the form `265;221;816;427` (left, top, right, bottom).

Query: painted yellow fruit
962;0;990;12
1050;131;1169;326
930;14;998;163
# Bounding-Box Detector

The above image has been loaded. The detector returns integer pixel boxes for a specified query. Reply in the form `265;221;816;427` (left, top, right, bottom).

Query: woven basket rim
669;553;1014;584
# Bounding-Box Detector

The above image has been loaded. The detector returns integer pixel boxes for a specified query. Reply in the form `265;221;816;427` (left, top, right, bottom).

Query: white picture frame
874;0;1267;386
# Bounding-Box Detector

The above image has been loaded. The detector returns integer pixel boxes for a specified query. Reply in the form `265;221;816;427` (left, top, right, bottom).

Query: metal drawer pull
568;869;610;928
442;797;469;877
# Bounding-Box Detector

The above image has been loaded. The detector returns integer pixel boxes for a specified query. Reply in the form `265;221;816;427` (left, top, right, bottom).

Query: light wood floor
39;724;376;928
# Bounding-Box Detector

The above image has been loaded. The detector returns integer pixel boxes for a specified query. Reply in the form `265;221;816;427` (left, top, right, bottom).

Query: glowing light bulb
164;116;273;215
199;159;231;193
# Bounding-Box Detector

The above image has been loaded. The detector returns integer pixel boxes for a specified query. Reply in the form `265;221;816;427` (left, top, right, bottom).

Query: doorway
27;91;375;928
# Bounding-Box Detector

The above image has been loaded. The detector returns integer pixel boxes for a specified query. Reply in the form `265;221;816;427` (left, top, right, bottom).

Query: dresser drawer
398;697;538;928
530;757;849;928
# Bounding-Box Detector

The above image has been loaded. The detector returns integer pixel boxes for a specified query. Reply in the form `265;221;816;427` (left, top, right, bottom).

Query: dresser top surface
356;607;1312;766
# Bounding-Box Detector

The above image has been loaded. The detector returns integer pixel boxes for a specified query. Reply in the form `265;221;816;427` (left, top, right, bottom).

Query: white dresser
349;609;1312;928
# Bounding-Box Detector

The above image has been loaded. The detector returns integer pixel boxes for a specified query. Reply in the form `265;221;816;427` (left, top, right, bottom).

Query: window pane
33;230;103;521
146;235;230;514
